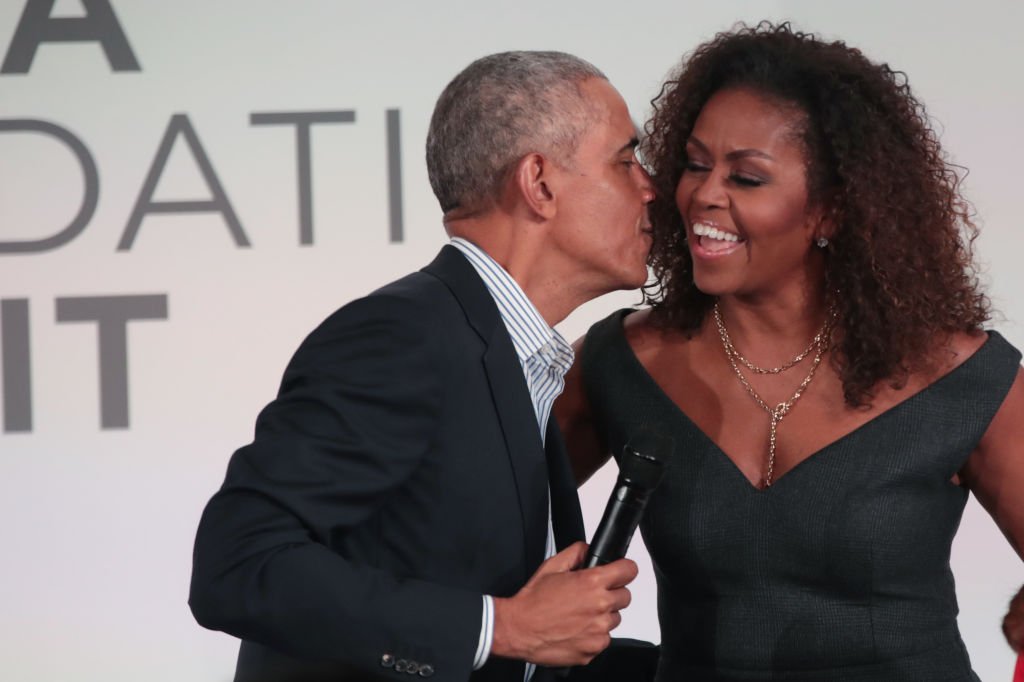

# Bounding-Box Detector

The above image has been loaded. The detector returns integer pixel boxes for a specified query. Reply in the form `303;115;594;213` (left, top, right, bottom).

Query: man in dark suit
189;51;655;682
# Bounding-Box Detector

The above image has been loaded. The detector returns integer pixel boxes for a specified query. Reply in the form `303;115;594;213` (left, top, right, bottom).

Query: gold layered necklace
713;302;833;487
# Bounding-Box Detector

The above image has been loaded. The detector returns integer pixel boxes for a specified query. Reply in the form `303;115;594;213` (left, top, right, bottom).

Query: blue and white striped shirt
450;238;574;678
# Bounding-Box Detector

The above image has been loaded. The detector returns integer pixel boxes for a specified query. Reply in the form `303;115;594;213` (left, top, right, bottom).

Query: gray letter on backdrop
1;299;32;433
386;109;404;243
250;110;356;245
119;114;249;250
0;119;98;254
55;295;168;429
1;0;141;74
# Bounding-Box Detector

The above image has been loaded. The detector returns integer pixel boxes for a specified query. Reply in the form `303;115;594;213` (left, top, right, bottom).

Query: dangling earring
816;236;829;248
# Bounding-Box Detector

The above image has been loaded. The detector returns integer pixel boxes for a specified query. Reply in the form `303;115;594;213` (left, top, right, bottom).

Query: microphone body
584;444;667;569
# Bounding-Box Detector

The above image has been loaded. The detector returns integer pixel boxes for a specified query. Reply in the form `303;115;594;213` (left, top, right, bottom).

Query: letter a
1;0;141;74
118;114;249;250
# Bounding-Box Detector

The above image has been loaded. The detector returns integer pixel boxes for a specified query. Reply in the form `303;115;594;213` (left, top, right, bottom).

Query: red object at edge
1014;653;1024;682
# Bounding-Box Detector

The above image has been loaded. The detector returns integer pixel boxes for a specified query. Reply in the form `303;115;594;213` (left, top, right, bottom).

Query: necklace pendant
714;300;833;491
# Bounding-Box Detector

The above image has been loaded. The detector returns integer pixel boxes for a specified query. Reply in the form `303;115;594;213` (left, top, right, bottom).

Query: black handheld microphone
584;436;670;569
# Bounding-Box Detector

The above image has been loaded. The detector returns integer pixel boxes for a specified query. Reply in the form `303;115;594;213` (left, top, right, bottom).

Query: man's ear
513;153;557;220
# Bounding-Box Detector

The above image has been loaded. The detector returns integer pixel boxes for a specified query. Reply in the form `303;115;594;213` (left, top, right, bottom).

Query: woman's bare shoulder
950;329;989;359
933;329;989;376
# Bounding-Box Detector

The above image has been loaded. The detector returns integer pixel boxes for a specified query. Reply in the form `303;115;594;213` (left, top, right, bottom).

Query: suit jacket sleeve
189;293;482;679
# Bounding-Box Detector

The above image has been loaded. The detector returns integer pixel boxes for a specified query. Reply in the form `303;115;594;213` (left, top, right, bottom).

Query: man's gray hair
426;51;606;213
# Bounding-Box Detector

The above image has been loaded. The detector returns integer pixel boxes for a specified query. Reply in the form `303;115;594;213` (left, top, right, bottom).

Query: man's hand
491;541;638;666
1004;585;1024;652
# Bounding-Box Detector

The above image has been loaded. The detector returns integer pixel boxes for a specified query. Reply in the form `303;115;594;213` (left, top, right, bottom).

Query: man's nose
637;166;655;203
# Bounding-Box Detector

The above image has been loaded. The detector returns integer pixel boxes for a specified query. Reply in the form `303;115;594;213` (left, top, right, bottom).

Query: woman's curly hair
641;21;990;407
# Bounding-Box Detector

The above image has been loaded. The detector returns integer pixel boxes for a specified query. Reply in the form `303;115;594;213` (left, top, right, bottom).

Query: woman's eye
684;161;709;173
731;174;765;187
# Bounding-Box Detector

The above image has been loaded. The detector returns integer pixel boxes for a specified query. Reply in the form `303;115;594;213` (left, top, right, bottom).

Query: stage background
2;1;1021;679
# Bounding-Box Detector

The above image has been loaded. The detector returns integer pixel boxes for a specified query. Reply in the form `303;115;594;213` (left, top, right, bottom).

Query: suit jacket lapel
423;246;549;580
482;331;548;578
544;420;585;549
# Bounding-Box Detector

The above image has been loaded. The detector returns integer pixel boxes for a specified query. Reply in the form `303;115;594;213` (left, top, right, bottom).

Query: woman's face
676;87;826;299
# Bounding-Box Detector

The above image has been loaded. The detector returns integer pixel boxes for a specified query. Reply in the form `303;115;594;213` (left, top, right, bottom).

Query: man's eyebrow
618;137;640;153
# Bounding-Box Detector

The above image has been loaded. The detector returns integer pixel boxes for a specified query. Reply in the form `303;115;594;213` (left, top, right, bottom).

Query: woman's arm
961;366;1024;651
962;367;1024;560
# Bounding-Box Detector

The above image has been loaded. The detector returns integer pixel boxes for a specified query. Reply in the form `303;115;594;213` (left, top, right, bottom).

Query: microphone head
619;433;671;491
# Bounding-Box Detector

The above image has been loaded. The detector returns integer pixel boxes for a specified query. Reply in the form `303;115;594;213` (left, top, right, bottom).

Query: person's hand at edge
1004;584;1024;652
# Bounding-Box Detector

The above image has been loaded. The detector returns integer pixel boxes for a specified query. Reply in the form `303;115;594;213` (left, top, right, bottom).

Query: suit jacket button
395;659;409;673
405;661;420;675
418;664;435;678
380;653;395;668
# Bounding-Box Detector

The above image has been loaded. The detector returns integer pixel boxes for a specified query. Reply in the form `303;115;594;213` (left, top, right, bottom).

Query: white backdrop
2;1;1022;680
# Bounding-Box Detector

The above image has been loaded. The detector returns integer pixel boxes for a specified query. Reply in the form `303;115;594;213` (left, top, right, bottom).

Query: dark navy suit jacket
190;246;585;681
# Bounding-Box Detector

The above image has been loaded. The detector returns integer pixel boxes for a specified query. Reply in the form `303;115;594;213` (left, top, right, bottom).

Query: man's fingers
607;586;632;612
497;547;638;666
609;610;622;631
612;558;639;585
536;541;588;575
583;557;639;587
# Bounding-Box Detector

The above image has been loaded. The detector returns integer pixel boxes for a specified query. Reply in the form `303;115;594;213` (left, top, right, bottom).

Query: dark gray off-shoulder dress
581;310;1021;681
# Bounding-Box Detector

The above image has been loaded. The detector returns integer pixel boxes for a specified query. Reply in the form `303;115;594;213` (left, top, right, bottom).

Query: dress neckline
608;309;999;492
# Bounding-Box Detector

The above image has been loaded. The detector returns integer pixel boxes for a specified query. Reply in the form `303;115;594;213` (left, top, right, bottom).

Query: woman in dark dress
556;23;1024;681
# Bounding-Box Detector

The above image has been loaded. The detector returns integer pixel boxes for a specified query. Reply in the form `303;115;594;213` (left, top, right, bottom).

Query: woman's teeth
692;222;739;242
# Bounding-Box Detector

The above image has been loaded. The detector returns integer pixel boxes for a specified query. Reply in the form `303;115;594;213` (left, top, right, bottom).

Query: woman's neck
711;291;832;367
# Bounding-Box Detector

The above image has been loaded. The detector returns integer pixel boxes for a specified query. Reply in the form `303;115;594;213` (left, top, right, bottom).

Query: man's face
547;78;655;296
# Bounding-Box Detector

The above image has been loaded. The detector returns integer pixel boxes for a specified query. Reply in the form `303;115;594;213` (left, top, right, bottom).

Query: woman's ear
810;199;839;244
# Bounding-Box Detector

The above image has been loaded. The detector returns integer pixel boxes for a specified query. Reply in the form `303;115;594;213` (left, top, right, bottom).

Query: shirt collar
449;238;573;372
